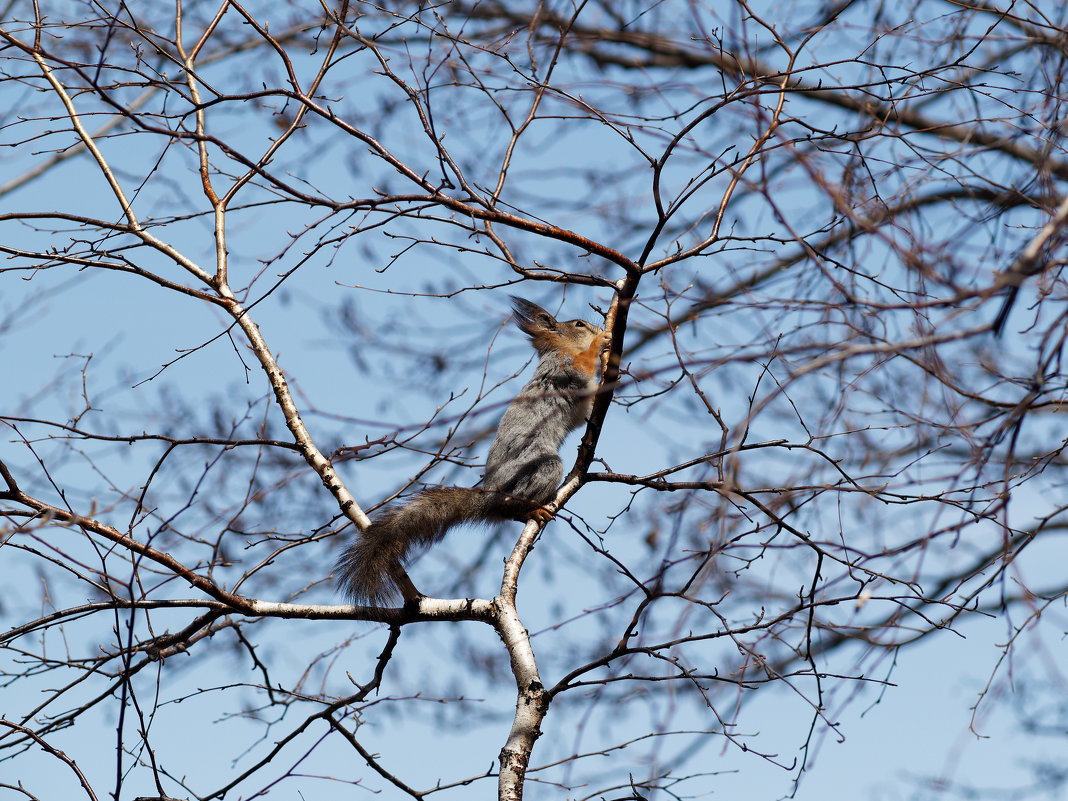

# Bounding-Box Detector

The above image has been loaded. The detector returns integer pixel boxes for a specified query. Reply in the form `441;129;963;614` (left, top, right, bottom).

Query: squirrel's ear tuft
510;297;558;337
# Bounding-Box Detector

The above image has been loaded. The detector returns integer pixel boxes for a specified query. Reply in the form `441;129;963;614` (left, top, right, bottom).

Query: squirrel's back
336;297;606;604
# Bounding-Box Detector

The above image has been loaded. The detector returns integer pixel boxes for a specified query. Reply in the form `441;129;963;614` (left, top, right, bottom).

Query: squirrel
335;297;607;605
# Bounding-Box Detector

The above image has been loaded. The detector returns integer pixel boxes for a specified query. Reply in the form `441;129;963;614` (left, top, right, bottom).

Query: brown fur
569;332;605;377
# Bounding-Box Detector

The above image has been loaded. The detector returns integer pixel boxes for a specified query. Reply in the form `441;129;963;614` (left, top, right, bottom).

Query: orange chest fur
569;333;605;379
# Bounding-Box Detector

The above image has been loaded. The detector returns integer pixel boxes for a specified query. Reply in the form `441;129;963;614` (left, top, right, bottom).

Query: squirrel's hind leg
526;505;555;525
391;567;423;604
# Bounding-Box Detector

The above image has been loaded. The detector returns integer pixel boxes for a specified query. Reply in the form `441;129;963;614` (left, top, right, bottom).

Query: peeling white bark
495;520;550;801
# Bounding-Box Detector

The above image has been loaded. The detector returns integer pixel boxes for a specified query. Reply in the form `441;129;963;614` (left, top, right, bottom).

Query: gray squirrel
335;297;607;604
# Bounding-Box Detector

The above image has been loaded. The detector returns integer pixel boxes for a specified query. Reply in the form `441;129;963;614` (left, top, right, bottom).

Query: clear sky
2;3;1067;800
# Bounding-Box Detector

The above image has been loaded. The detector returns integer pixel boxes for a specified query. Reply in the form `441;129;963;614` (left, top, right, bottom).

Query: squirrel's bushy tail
335;487;516;604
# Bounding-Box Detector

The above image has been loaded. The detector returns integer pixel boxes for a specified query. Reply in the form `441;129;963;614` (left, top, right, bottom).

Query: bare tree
2;2;1067;799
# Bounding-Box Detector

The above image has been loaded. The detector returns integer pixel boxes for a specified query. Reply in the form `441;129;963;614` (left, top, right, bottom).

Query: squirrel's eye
574;321;585;328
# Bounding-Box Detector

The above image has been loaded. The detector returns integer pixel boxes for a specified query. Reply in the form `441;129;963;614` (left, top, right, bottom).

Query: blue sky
3;3;1068;800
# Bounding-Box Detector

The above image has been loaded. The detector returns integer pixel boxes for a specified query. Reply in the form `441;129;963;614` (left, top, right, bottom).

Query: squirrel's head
510;297;606;367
